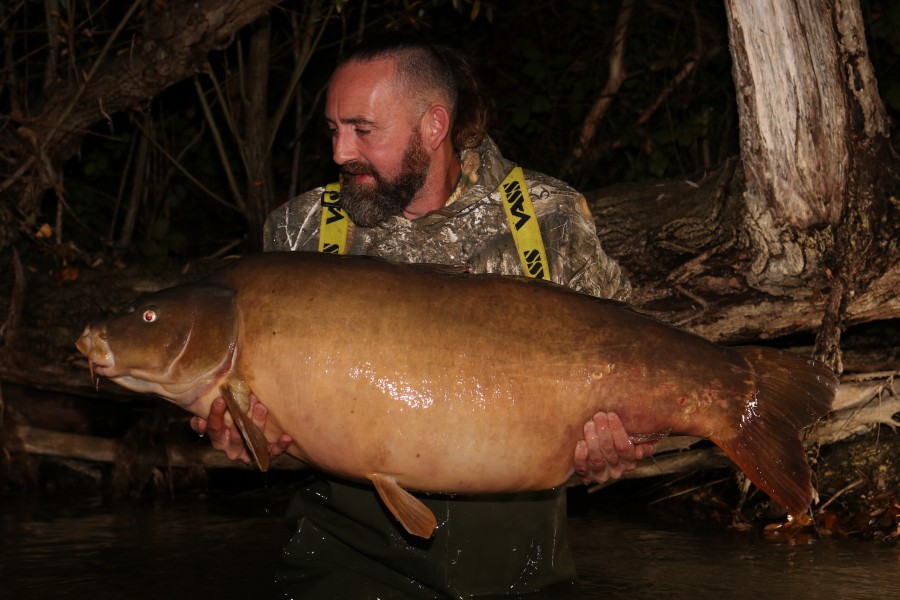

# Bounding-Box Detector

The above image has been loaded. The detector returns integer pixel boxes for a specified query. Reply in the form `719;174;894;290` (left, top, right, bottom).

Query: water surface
1;486;896;599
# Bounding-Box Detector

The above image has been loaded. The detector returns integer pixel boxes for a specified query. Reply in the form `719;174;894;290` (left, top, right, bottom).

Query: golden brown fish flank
76;252;837;538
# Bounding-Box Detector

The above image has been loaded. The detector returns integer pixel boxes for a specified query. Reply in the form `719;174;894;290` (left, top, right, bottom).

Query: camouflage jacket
263;137;630;300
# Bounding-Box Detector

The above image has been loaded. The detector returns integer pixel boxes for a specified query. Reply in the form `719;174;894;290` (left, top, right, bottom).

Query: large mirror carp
76;252;837;538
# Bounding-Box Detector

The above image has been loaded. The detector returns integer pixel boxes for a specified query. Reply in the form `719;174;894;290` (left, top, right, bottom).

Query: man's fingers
583;420;604;470
201;397;251;463
605;412;636;460
212;429;250;464
196;394;292;464
250;398;268;429
191;416;207;435
269;434;294;458
589;413;620;467
574;439;589;477
634;443;654;460
206;397;228;435
575;412;656;485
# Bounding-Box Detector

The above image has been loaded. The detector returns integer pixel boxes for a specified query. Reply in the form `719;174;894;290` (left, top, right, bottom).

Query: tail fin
710;347;837;516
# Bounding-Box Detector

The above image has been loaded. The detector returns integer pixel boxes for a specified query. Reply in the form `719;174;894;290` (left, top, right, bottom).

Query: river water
1;484;897;600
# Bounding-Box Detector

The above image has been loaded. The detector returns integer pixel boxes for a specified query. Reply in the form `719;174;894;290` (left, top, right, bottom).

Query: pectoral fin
371;473;437;539
220;384;270;472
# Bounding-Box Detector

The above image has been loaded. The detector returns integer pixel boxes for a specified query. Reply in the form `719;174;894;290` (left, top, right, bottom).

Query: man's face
326;59;431;227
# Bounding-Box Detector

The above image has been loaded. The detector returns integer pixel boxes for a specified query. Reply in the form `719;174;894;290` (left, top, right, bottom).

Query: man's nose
332;130;357;165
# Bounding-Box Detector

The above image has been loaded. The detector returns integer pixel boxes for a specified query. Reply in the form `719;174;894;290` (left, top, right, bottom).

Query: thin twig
203;238;244;260
132;115;240;214
0;248;25;349
267;1;334;158
43;0;61;93
0;0;28;31
635;55;700;127
647;477;731;506
108;130;139;243
817;478;865;513
193;77;246;212
0;155;36;194
205;62;249;175
42;0;142;149
157;121;208;205
562;0;634;178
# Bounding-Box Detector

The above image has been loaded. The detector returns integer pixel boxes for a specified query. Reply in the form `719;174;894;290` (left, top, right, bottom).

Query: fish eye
142;308;158;323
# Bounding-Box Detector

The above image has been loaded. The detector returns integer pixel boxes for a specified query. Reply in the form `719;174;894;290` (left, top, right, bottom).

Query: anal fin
220;385;270;472
371;473;437;539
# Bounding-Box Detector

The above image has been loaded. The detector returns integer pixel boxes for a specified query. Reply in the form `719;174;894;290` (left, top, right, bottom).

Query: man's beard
339;131;430;228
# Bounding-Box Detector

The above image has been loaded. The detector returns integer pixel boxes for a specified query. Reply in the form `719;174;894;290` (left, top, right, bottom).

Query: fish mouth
76;324;116;382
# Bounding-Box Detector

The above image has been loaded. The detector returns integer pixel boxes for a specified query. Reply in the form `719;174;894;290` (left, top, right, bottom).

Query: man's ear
421;104;451;151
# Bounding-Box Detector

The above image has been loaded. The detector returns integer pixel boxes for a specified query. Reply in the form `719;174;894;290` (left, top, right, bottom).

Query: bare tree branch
560;0;634;179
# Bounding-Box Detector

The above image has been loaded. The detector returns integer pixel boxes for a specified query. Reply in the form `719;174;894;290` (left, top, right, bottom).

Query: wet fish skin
76;252;837;538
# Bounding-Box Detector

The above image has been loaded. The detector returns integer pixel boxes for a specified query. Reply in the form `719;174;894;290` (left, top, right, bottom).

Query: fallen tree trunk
15;426;301;471
586;165;900;344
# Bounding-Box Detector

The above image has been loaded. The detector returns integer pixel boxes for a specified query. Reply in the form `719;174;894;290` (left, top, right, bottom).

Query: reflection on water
0;488;291;600
568;497;900;600
1;485;897;599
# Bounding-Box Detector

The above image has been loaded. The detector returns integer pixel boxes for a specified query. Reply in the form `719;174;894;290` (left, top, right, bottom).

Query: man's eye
354;128;370;136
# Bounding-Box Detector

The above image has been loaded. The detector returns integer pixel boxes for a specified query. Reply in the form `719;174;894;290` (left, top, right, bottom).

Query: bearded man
195;37;653;598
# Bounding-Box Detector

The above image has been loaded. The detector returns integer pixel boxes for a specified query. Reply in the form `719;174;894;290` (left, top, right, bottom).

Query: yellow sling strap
318;182;349;254
318;168;549;279
498;166;550;281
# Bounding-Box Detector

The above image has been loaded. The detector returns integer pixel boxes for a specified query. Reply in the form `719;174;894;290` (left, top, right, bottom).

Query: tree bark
727;0;884;228
586;165;900;344
724;0;893;374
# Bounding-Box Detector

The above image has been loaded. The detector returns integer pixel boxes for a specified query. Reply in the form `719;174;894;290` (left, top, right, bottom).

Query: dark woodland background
0;0;839;262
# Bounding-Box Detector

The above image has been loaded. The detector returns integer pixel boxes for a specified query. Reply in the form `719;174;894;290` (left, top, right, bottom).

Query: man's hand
190;394;293;464
574;412;654;484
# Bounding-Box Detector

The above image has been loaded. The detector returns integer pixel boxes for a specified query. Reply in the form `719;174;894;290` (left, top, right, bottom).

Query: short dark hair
336;36;489;151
